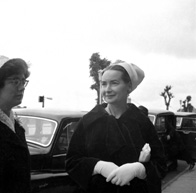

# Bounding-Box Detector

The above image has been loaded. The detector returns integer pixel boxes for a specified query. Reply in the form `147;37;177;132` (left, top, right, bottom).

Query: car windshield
18;116;57;147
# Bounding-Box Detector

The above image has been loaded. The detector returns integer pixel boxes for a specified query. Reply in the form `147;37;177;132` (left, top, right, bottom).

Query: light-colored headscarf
110;62;145;92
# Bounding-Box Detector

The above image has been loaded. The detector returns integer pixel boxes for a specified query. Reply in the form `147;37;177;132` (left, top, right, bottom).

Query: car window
176;117;183;128
18;116;57;147
178;117;196;132
54;119;79;155
148;115;155;125
155;116;166;133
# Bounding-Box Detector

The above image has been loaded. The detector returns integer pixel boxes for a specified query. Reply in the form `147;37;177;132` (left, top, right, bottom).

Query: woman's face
0;74;27;110
101;70;131;105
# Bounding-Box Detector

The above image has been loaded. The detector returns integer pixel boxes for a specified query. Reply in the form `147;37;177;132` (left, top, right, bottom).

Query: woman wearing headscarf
65;61;167;193
0;58;31;193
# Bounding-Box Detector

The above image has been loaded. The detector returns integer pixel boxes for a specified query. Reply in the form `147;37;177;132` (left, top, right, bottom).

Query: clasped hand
106;162;146;186
94;161;119;178
94;143;150;186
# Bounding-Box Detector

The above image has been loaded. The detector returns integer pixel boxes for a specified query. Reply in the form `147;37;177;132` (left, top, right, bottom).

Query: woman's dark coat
0;120;31;193
65;104;167;193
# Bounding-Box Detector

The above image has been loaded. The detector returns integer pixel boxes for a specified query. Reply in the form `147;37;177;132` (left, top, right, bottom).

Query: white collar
0;109;15;132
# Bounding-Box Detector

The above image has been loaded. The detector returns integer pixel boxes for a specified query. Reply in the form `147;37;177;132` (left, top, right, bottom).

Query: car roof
148;109;175;116
174;111;196;117
13;108;88;122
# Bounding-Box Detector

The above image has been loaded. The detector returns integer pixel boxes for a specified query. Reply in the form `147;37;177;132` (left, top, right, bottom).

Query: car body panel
13;108;87;193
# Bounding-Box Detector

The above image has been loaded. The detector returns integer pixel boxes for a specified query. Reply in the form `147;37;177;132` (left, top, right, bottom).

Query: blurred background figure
138;105;149;117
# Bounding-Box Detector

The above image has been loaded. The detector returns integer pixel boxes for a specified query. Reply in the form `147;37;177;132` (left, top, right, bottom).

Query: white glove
139;143;151;162
106;162;146;186
93;161;119;178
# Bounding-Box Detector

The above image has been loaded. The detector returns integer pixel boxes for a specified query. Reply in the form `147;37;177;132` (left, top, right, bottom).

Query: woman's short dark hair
0;58;30;88
102;65;131;84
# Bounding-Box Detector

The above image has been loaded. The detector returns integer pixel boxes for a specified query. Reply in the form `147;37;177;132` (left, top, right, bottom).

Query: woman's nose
17;84;25;91
105;84;112;92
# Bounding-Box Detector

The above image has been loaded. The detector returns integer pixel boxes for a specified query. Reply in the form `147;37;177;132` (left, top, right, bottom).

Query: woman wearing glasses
65;61;167;193
0;58;31;193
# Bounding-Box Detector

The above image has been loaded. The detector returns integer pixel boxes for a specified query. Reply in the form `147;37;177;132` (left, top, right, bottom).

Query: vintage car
13;108;87;193
148;109;195;170
148;109;175;141
148;109;181;169
175;112;196;161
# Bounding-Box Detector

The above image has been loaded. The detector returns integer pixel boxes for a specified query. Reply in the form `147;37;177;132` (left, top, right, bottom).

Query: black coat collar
82;103;140;163
0;121;27;149
83;103;140;127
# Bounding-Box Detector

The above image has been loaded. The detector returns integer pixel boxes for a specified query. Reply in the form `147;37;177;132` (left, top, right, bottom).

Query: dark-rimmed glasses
6;78;29;88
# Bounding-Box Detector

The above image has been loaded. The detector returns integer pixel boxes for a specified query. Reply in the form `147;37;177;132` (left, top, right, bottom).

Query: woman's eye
112;81;118;85
101;82;106;86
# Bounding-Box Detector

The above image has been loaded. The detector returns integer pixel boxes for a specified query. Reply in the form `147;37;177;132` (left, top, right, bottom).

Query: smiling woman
65;61;167;193
0;58;31;193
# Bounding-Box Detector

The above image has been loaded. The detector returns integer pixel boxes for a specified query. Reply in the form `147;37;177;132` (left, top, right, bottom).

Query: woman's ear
127;82;132;94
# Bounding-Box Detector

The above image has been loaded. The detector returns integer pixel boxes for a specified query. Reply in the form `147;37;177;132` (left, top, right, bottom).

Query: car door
176;116;196;160
32;118;81;193
153;114;177;159
52;118;80;171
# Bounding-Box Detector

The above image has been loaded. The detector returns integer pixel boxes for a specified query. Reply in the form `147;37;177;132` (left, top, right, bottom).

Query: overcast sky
1;0;196;111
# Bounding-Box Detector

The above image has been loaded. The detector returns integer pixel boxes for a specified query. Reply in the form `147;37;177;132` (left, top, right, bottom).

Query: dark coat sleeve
0;121;31;193
65;118;100;190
